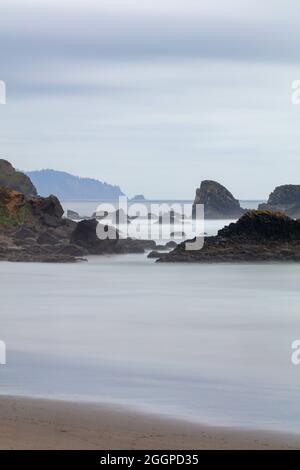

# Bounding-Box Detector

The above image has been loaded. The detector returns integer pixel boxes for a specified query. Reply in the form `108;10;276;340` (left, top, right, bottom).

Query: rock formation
0;159;37;196
67;209;81;220
0;185;157;262
193;180;245;219
154;210;300;262
259;185;300;218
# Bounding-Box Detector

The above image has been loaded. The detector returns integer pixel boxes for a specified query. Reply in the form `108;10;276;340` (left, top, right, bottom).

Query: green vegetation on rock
0;159;37;196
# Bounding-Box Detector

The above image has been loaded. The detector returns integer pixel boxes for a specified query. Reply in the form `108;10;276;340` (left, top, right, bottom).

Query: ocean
1;211;300;434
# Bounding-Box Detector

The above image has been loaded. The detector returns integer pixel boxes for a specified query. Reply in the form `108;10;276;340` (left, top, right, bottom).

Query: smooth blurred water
61;199;264;218
0;250;300;433
61;200;263;243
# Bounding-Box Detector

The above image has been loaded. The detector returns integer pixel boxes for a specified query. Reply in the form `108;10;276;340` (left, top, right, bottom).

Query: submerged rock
193;180;245;219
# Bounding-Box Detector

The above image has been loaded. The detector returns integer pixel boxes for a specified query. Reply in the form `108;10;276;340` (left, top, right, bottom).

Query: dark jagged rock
0;186;64;229
70;219;102;247
14;225;37;240
67;209;91;220
30;194;64;227
67;209;81;220
147;241;177;258
70;219;120;251
219;210;300;240
155;244;170;251
166;241;177;249
147;251;162;259
268;185;300;205
0;186;158;262
193;180;245;219
0;186;79;262
131;239;156;250
0;159;37;196
157;210;300;263
259;185;300;218
37;231;59;245
71;219;155;255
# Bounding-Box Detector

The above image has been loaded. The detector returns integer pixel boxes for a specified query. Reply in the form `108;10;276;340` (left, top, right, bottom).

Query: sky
0;0;300;199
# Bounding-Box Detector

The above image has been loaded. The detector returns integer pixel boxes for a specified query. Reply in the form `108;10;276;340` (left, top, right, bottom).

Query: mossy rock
0;159;37;196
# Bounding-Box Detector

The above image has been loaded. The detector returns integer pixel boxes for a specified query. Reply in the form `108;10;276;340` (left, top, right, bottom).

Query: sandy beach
0;395;299;450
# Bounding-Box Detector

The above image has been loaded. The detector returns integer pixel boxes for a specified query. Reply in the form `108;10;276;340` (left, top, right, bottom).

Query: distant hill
26;169;125;201
0;159;37;196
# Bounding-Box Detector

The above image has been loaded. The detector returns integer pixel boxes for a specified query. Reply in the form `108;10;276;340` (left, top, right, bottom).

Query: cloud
0;0;300;198
0;0;299;68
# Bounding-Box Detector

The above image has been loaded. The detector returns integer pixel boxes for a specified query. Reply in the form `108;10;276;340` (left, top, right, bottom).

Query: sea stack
259;185;300;218
192;180;245;219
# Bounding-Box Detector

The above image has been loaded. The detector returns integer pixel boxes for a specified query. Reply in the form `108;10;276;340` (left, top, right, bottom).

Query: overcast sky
0;0;300;199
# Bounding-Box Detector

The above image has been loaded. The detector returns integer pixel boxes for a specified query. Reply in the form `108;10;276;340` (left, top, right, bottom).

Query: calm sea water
1;226;300;433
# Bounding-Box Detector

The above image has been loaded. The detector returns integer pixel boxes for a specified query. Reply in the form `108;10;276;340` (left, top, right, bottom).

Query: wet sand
0;395;299;450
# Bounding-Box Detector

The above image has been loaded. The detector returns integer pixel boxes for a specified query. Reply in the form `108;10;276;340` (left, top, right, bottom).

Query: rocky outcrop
71;219;118;254
67;209;81;220
166;241;177;249
0;186;64;229
193;180;245;219
31;195;64;227
0;186;158;262
259;185;300;218
156;210;300;262
0;186;78;262
0;159;37;196
71;219;155;255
